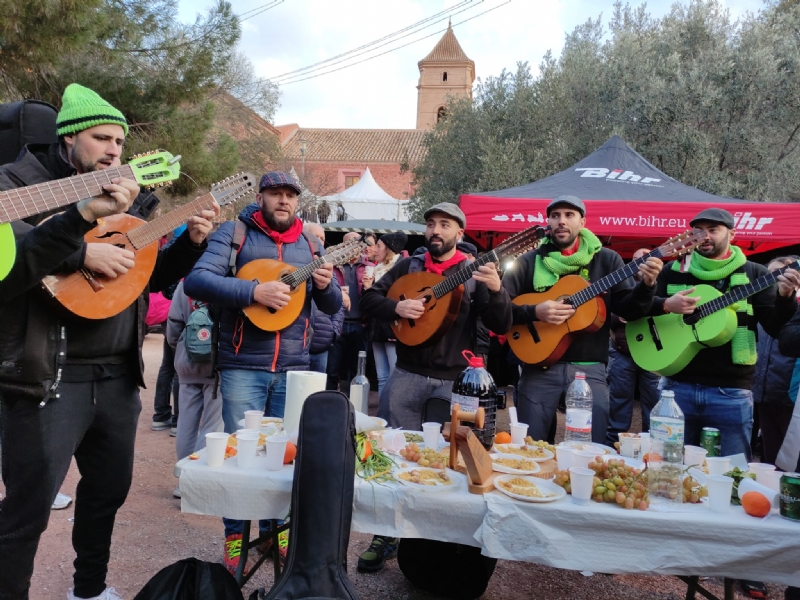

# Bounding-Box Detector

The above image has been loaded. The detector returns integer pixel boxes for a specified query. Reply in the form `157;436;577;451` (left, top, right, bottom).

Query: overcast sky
178;0;764;129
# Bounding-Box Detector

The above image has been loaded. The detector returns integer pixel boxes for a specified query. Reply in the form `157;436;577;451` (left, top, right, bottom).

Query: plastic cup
266;435;288;471
684;445;708;468
380;430;406;452
705;456;731;475
758;469;782;493
556;445;575;471
244;410;263;431
639;432;651;458
706;474;734;513
738;477;780;509
236;428;259;436
571;450;597;470
569;467;595;506
205;432;229;468
236;433;259;469
511;422;528;445
748;463;776;482
422;422;441;449
364;266;375;278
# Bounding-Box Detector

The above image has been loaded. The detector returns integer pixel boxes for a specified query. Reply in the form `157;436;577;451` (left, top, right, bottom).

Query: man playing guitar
502;195;662;444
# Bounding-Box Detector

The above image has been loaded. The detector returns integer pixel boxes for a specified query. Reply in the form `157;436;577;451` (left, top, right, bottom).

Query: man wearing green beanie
0;83;219;600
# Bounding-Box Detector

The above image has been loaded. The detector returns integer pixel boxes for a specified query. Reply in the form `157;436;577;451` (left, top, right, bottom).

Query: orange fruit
742;491;771;518
495;432;512;444
284;442;297;464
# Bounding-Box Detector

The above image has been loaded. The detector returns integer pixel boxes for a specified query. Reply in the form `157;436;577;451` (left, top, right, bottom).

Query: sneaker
740;580;768;599
223;534;249;576
169;427;178;437
67;587;123;600
52;493;73;510
151;420;171;431
276;528;289;569
357;535;399;572
172;487;181;499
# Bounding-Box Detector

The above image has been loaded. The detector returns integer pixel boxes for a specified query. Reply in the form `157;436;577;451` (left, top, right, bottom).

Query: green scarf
667;246;756;365
533;229;603;291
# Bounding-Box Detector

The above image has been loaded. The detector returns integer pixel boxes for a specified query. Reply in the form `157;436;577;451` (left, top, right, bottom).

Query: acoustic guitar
507;229;706;365
0;150;180;281
626;259;800;376
386;225;550;347
237;238;365;332
41;172;256;319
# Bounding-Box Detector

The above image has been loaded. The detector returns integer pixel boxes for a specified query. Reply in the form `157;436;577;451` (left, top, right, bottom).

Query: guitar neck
569;249;664;308
692;261;800;320
432;249;500;298
0;165;134;225
125;193;217;250
282;244;362;288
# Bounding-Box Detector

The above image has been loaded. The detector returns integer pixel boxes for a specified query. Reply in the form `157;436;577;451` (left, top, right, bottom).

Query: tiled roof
281;128;427;163
419;25;473;65
211;91;281;139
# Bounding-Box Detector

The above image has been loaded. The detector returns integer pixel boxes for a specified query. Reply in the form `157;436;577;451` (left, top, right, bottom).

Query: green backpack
184;300;214;363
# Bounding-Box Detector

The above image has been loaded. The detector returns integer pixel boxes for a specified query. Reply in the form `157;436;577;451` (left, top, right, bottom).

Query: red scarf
424;250;467;275
251;211;303;244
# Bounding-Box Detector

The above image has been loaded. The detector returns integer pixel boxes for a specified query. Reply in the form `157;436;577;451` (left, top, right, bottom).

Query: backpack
0;100;58;165
133;557;243;600
184;300;214;363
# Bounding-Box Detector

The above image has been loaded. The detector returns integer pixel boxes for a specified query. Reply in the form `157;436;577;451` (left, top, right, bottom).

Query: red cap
461;350;485;368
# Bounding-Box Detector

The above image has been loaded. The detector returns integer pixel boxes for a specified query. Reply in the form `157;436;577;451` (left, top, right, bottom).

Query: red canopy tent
460;136;800;258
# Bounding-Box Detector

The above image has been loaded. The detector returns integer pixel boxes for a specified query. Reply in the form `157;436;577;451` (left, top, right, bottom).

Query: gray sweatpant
176;382;222;461
516;362;610;444
380;367;454;431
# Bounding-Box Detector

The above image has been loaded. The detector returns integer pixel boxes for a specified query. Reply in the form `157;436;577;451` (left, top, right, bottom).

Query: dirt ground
7;333;784;600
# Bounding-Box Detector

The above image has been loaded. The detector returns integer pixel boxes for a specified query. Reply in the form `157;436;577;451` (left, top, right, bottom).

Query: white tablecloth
177;453;800;586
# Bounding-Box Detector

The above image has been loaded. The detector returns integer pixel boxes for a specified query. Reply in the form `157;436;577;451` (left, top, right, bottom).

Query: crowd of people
1;82;799;600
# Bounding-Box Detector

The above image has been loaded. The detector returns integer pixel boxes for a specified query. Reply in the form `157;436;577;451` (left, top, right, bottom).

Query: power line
238;0;284;23
275;1;510;86
268;0;476;81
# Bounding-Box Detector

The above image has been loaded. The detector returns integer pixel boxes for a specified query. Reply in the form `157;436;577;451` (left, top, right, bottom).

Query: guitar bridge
527;322;541;344
80;268;105;292
646;317;663;351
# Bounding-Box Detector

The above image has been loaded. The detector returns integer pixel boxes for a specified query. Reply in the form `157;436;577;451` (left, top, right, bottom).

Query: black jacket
502;244;656;364
0;144;206;401
779;308;800;358
360;253;513;380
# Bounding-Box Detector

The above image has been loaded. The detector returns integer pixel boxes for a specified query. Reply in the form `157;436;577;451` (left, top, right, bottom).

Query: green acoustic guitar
626;259;800;376
0;150;181;281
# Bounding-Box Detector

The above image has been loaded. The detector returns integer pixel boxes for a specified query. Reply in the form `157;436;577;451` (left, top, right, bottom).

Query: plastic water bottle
648;389;685;504
349;351;370;414
451;350;497;450
564;372;593;445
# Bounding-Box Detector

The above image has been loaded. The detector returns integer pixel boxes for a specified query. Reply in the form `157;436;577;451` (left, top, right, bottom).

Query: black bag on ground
133;557;243;600
263;391;360;600
0;100;58;165
398;538;497;600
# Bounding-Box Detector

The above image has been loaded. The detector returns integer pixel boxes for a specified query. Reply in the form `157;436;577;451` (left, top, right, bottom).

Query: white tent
321;167;409;221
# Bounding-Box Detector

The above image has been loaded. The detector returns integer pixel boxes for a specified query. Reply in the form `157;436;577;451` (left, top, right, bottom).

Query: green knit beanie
56;83;128;137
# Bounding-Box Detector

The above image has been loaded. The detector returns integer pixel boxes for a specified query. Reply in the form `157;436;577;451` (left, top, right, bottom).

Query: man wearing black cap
647;207;799;459
503;195;663;444
359;201;512;572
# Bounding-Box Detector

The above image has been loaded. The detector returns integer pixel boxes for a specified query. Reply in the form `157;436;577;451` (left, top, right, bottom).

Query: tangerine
741;491;771;518
284;441;297;464
495;432;512;444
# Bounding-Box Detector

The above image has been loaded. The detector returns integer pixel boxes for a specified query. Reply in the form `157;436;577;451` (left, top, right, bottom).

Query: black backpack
0;99;58;165
133;557;243;600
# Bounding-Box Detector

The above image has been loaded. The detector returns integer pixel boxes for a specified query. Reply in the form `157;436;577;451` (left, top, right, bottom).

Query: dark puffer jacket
754;323;800;408
310;301;345;354
183;204;342;372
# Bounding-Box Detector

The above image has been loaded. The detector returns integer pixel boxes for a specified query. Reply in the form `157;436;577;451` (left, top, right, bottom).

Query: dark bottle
451;350;497;450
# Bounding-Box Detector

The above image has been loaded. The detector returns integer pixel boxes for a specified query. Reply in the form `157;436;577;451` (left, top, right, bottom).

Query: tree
409;0;800;221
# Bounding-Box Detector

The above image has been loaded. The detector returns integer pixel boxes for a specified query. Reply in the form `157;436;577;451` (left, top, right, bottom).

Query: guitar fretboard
125;193;219;250
568;249;665;308
280;242;363;289
685;261;799;324
0;165;134;224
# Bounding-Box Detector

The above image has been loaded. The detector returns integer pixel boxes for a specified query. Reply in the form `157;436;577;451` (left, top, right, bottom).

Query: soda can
700;427;721;457
779;473;800;522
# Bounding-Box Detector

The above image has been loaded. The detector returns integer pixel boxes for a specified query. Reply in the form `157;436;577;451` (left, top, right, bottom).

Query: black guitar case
0;99;58;165
263;391;360;600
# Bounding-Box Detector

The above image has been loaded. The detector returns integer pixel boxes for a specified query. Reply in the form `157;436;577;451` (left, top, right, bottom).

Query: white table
177;453;800;588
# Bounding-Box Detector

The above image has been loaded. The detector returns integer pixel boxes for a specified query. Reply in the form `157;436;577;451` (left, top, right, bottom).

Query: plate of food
395;467;461;492
490;455;541;475
493;474;566;503
492;444;554;462
237;417;283;429
558;442;616;456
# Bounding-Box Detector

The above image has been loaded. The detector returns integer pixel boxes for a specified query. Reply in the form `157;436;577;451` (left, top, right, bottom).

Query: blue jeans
605;345;660;446
309;351;328;374
661;379;754;459
220;369;287;537
372;341;397;397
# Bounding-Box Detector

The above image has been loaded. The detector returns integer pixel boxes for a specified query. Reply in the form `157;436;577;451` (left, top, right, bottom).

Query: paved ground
3;333;782;599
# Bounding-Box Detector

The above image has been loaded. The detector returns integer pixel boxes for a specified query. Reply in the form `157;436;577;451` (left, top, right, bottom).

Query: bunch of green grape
553;456;650;510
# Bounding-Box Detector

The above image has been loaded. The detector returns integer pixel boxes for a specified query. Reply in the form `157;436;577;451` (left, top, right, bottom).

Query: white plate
492;444;554;463
493;474;567;503
394;468;462;492
490;454;541;475
601;454;645;471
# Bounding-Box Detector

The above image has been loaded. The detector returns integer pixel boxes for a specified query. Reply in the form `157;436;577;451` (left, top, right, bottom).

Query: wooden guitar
386;225;550;347
237;238;366;332
626;259;800;376
0;150;181;281
41;172;256;319
507;229;706;365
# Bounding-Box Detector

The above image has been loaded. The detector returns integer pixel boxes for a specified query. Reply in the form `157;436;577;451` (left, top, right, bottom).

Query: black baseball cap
546;195;586;217
690;208;735;229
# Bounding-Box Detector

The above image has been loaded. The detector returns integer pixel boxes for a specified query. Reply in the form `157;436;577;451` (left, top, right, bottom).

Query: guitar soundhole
512;332;520;340
94;230;124;239
636;334;643;342
268;307;277;314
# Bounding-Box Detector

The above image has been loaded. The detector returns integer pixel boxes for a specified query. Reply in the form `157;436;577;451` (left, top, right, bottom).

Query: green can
700;427;721;457
779;472;800;522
